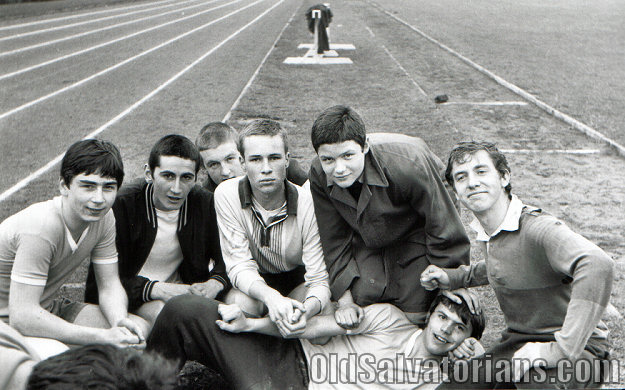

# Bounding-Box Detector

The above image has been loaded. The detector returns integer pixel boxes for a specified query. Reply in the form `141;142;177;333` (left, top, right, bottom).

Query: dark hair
445;141;512;195
195;122;238;151
311;105;366;152
61;139;124;188
27;344;178;390
149;134;202;174
428;294;486;339
237;119;288;156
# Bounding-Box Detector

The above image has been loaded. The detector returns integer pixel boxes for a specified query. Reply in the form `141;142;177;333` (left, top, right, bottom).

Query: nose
467;172;480;188
335;159;346;175
91;187;105;204
441;320;454;335
220;162;231;178
260;158;272;174
171;178;182;194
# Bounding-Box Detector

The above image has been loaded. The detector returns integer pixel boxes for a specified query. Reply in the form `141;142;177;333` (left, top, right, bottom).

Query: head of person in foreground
26;344;178;390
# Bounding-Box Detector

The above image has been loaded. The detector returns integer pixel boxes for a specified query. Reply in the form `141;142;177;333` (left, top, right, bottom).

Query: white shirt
138;208;183;282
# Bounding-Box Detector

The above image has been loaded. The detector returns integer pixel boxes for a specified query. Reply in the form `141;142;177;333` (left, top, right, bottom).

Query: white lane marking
368;0;625;158
0;0;286;203
365;25;427;97
0;0;258;122
0;0;233;80
223;0;298;122
0;0;203;42
442;101;529;106
0;0;228;57
0;0;177;31
499;149;600;155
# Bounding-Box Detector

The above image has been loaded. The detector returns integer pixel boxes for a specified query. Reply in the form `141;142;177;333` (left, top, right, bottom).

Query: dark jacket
309;133;470;313
85;179;229;311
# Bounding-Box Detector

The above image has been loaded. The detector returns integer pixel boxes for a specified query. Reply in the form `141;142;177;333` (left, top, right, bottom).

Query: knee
24;337;69;360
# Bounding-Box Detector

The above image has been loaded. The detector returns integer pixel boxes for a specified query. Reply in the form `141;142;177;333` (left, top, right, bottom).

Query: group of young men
0;105;614;389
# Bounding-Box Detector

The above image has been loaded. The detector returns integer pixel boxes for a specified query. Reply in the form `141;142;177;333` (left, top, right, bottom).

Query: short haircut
445;141;512;195
26;344;178;390
61;139;124;188
237;119;288;156
195;122;238;151
428;294;486;339
148;134;202;174
310;105;366;152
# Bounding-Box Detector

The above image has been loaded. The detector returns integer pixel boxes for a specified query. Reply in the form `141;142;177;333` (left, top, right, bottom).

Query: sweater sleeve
214;183;264;295
443;260;489;290
532;216;614;361
298;183;331;310
309;165;359;301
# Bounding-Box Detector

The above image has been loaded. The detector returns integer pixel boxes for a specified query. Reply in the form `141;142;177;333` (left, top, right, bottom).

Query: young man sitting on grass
195;121;308;192
308;105;470;327
421;141;614;388
147;293;486;389
214;119;330;330
85;134;229;326
0;139;146;360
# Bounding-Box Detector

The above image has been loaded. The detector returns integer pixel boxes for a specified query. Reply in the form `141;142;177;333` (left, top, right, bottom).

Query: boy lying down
147;293;486;389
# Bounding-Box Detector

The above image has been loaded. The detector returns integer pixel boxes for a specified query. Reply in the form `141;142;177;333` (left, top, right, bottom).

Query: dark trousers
147;295;308;390
262;265;306;297
438;330;609;389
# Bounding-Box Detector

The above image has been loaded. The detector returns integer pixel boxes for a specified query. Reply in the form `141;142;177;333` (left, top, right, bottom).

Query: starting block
284;5;354;65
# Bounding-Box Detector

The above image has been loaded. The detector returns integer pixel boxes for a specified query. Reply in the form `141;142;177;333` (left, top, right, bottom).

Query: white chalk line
0;0;202;42
500;149;600;155
222;0;298;122
0;0;177;31
364;25;427;98
0;0;228;57
442;101;528;106
0;0;285;203
0;0;257;122
0;0;233;81
368;0;625;158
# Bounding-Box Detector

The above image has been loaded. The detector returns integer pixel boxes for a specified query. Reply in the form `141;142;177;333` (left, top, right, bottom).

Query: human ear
144;164;153;183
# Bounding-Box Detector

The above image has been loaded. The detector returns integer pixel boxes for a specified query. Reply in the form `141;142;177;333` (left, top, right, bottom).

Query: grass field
2;0;623;386
222;0;625;384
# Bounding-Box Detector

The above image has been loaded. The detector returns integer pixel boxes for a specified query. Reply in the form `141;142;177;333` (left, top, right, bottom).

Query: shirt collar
324;146;389;188
238;176;298;215
470;194;523;241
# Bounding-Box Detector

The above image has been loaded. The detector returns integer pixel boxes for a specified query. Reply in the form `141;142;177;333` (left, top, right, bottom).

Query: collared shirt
214;176;330;308
445;194;613;362
469;195;523;251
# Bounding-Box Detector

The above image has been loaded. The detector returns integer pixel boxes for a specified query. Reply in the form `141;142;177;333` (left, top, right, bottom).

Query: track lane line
367;0;625;157
0;0;235;80
0;0;229;57
0;0;287;203
0;0;260;122
0;0;177;31
0;0;205;42
223;0;298;122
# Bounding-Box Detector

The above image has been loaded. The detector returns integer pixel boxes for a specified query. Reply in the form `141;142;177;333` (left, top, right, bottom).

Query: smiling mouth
468;191;487;198
434;334;449;343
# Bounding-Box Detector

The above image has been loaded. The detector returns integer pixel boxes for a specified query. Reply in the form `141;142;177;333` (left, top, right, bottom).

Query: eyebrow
436;307;467;327
78;179;117;185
